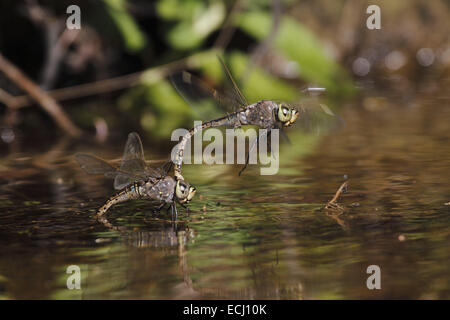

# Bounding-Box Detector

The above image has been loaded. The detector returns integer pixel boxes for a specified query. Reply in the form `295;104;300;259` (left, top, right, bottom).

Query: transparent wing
217;55;248;108
171;71;237;117
120;132;146;173
295;100;343;135
115;132;164;190
76;154;117;177
158;159;174;176
170;70;245;120
75;154;142;185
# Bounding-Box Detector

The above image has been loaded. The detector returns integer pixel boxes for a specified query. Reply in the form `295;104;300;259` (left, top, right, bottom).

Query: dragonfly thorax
240;100;298;128
142;176;176;204
242;100;279;128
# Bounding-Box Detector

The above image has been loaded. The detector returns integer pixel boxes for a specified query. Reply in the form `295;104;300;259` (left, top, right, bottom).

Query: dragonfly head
275;103;299;127
175;179;196;204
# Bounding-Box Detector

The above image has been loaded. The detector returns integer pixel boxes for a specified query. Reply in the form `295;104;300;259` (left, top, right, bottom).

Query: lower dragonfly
171;56;300;181
76;132;196;220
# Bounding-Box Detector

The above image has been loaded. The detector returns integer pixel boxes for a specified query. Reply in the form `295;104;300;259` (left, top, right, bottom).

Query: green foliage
227;51;299;103
103;0;147;52
236;10;354;95
142;81;193;138
157;0;226;49
156;0;201;20
112;3;354;137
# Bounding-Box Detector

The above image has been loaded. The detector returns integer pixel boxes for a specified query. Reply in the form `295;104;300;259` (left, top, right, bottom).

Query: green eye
187;186;196;202
176;180;188;199
277;105;291;122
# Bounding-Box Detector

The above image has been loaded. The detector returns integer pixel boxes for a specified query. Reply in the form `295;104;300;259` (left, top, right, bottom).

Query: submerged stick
325;181;348;211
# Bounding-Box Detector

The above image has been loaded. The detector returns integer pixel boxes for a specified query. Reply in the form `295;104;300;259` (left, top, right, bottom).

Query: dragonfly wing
114;132;148;189
121;132;146;168
76;154;144;190
156;159;173;177
114;172;136;190
217;55;248;108
296;100;343;135
77;133;169;191
114;132;166;190
76;154;117;177
170;71;241;119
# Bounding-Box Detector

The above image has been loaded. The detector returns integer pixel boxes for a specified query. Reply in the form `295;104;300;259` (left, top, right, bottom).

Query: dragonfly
76;132;196;220
170;56;300;180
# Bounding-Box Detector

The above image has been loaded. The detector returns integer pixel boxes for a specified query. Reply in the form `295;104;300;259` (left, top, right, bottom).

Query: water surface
0;92;449;299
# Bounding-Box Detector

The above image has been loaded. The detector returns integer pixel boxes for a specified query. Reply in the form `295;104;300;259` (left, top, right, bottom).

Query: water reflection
0;91;449;299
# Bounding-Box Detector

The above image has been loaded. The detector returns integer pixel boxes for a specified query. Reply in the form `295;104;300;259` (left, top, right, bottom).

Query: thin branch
5;51;215;109
0;88;19;108
0;52;82;137
9;72;142;108
41;27;81;90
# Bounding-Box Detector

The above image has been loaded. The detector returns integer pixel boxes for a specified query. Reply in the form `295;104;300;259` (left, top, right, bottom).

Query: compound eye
277;104;291;123
187;186;196;202
176;180;188;199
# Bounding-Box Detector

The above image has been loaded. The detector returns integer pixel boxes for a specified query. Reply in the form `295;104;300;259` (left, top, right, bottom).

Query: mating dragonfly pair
77;57;301;219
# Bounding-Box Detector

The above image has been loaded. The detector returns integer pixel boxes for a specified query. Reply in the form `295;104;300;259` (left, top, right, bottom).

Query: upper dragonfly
76;132;196;220
171;56;300;181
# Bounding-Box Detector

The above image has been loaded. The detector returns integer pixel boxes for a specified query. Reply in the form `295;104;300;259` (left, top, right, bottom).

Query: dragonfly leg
239;130;273;176
153;202;166;214
179;202;190;213
158;202;166;210
266;129;275;159
239;146;253;176
239;133;260;176
279;127;291;145
166;204;172;218
173;202;178;221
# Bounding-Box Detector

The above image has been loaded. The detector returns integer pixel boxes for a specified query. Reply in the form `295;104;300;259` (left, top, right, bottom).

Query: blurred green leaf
228;51;299;103
235;11;354;95
103;0;147;53
141;81;193;138
156;0;202;21
165;2;225;49
167;21;205;49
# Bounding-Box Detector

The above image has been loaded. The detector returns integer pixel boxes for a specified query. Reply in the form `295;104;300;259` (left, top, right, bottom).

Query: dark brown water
0;92;449;299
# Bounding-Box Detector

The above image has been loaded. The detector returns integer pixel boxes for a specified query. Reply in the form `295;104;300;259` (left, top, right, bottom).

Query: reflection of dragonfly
76;132;196;219
171;56;300;180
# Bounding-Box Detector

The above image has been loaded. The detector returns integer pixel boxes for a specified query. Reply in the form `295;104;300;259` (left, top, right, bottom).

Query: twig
8;72;142;108
325;181;348;211
0;52;82;137
0;88;19;108
24;0;70;88
41;27;81;89
5;51;215;109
